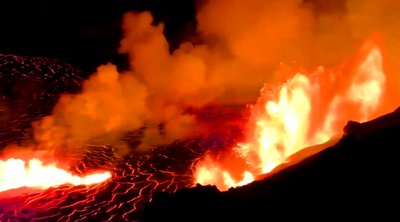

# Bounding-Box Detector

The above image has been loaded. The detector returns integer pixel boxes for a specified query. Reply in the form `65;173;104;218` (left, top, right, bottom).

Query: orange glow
195;41;393;191
0;158;111;192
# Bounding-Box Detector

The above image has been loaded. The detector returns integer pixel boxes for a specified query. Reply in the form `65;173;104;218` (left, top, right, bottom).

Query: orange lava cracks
195;40;397;191
0;141;212;221
0;158;111;192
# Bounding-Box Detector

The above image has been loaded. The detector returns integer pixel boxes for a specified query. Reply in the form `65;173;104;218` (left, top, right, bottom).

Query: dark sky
0;0;345;72
0;0;197;72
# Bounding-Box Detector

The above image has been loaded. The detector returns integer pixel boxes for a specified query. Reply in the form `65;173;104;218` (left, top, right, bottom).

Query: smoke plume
29;0;400;157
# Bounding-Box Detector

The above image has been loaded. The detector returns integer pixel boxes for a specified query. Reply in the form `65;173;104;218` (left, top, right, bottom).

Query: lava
0;104;241;221
0;158;111;192
0;53;236;221
195;40;395;190
1;1;399;221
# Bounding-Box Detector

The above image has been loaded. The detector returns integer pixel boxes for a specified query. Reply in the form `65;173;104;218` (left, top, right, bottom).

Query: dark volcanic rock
141;108;400;221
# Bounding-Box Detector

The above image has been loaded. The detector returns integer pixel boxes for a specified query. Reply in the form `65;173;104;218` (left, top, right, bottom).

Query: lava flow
195;40;397;190
0;54;236;221
0;158;111;192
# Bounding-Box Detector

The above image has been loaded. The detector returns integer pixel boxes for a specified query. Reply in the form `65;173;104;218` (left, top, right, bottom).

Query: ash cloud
29;0;400;157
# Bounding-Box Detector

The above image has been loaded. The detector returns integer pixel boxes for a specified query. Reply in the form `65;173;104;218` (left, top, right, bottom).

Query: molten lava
0;158;111;192
195;40;394;190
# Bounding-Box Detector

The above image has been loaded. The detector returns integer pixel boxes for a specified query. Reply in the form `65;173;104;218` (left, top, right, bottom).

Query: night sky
0;0;346;73
0;0;197;72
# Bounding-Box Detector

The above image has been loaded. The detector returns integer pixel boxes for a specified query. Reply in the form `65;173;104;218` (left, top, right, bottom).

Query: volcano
1;45;400;221
1;1;400;220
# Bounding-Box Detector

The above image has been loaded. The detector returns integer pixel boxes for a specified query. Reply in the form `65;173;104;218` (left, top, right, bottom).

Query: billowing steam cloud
195;0;400;96
30;0;400;157
33;12;217;155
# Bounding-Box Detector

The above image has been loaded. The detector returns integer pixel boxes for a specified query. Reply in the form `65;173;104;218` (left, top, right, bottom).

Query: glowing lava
195;40;394;190
0;158;111;192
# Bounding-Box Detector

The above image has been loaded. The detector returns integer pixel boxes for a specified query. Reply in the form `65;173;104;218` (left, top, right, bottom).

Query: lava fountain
0;158;111;192
195;39;396;190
